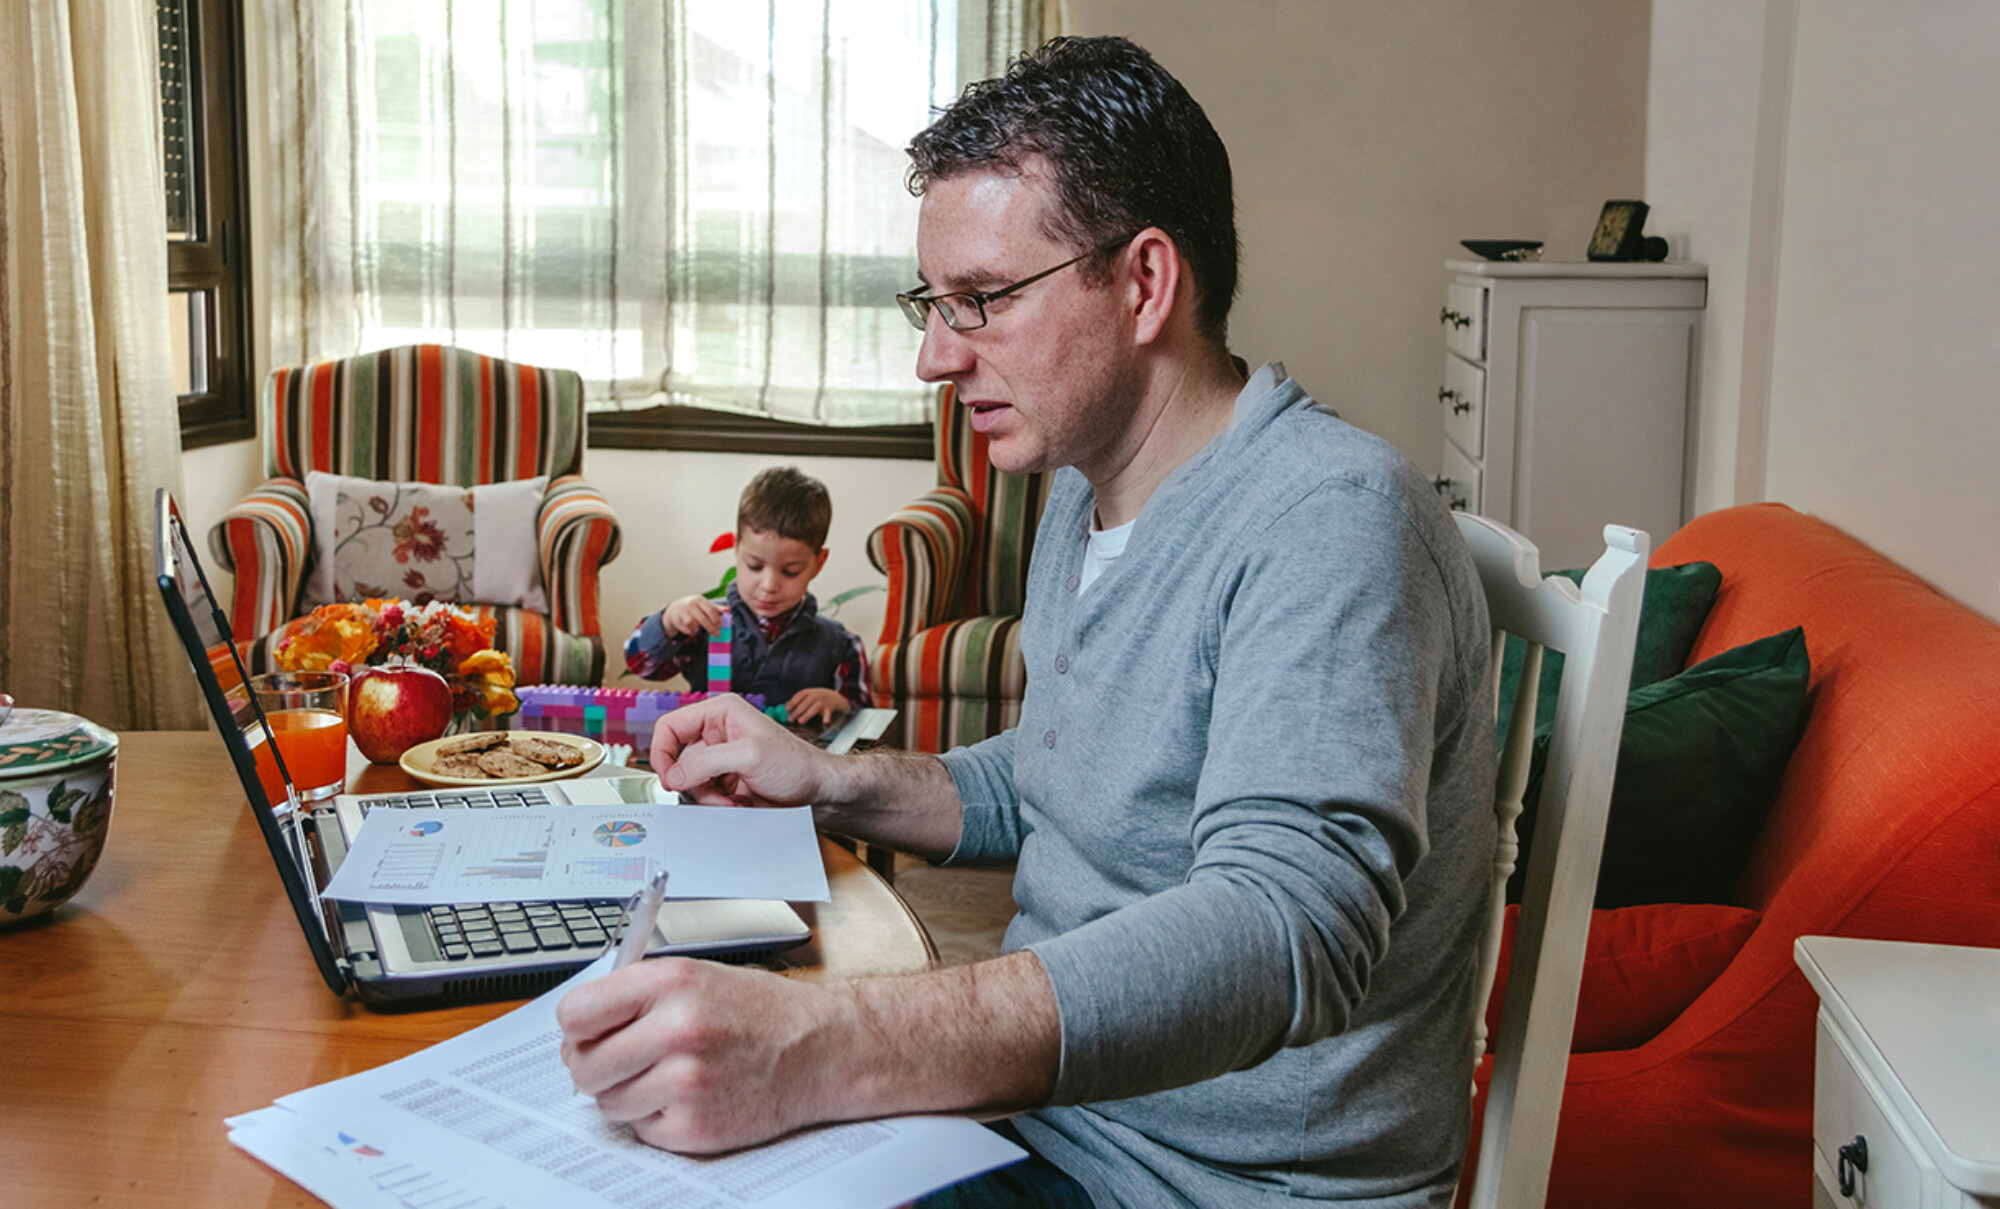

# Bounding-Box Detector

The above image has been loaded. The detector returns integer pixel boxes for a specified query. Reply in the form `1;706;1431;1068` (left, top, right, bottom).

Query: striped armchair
866;386;1054;752
209;344;622;686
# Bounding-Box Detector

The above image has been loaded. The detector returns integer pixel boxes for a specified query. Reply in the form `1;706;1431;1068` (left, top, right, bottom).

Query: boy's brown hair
738;465;832;550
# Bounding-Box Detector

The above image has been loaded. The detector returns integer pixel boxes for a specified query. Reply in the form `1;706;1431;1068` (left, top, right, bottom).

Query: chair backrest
1456;513;1647;1209
262;344;585;485
932;383;1055;617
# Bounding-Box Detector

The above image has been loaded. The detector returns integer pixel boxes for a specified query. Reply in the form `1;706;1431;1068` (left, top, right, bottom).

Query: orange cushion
1485;902;1761;1053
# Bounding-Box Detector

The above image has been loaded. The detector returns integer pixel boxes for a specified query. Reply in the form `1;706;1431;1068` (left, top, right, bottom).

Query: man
560;36;1496;1208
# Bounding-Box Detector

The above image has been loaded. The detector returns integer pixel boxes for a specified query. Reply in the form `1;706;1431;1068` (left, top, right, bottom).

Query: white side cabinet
1435;260;1706;569
1795;936;2000;1209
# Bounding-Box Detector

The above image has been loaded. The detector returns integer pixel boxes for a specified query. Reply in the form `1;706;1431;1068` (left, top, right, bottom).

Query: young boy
624;466;870;727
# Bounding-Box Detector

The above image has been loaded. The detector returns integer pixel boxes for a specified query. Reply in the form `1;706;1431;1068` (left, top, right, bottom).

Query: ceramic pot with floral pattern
0;706;118;926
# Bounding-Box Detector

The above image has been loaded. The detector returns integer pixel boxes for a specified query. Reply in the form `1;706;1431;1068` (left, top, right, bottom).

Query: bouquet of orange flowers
275;598;519;718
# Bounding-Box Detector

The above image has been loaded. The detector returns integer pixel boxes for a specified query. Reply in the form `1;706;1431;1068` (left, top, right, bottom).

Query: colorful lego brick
708;612;733;694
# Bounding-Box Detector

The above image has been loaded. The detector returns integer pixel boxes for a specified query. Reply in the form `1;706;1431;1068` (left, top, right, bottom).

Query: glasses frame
897;233;1138;333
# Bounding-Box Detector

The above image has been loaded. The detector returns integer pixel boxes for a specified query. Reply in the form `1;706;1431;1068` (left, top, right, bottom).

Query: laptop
153;489;811;1010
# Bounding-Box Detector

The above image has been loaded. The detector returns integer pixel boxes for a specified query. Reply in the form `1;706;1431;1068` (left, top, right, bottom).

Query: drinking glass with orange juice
247;671;349;805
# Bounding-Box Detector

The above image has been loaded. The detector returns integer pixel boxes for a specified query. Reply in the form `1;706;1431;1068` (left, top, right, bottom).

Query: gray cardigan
939;364;1496;1207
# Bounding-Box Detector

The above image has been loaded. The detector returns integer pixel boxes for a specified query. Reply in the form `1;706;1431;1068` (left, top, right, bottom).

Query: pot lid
0;707;119;777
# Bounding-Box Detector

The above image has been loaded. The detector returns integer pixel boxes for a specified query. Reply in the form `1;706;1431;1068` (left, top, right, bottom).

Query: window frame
168;0;255;450
587;407;932;459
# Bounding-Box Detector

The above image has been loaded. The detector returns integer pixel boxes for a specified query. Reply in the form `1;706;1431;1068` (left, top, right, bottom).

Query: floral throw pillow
304;472;548;612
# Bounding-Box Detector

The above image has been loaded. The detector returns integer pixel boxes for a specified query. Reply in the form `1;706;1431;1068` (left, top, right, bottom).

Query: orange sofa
1464;502;2000;1207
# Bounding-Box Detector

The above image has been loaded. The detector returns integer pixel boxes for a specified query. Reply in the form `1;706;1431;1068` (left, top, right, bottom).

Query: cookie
432;754;492;779
436;732;507;757
476;748;548;779
512;736;584;768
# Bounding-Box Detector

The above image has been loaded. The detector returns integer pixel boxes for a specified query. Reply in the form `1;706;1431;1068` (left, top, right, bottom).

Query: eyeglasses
896;234;1136;333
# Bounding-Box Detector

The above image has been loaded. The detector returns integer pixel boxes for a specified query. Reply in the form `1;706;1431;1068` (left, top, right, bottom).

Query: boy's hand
660;595;723;638
786;687;849;728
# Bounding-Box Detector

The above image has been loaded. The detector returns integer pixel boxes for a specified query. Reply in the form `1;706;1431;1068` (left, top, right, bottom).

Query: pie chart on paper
593;820;647;848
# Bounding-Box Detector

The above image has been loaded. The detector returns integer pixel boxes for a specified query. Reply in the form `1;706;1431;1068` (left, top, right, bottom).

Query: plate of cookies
399;730;606;787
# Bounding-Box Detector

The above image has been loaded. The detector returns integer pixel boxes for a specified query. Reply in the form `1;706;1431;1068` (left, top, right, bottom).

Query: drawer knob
1431;478;1467;511
1837;1135;1869;1198
1438;388;1472;415
1439;307;1471;330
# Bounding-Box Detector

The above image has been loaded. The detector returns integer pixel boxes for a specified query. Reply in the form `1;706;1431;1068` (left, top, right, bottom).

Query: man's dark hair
738;465;832;551
907;36;1239;342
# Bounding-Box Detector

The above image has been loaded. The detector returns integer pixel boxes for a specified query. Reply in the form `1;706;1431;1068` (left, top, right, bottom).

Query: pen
612;867;670;970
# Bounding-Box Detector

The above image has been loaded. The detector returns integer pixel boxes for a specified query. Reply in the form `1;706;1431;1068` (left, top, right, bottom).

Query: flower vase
446;675;509;736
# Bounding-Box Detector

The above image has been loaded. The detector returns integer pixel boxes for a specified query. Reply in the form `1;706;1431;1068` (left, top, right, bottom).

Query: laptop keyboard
422;900;625;960
357;786;626;964
356;786;555;811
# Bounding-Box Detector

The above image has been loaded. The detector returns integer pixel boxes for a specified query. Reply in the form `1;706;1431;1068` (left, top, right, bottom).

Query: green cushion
1497;561;1722;746
1511;626;1813;908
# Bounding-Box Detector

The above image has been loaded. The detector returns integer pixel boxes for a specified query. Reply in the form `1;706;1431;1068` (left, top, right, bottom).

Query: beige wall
1641;0;1774;512
1064;0;1653;465
1648;0;2000;619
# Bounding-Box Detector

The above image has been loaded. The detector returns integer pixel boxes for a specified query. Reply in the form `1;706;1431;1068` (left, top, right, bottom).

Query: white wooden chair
1455;514;1649;1209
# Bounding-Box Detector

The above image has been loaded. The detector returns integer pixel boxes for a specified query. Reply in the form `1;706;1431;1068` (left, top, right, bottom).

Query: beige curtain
265;0;1052;429
970;0;1068;78
0;0;203;731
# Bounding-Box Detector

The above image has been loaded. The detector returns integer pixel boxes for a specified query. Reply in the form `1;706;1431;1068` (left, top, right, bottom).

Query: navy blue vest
685;585;854;701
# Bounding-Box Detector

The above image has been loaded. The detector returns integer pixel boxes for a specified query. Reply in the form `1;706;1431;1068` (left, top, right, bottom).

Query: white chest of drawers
1795;936;2000;1209
1435;260;1706;569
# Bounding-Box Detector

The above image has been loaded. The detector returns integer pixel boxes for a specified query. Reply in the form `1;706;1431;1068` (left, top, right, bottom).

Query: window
266;1;1046;458
160;0;254;449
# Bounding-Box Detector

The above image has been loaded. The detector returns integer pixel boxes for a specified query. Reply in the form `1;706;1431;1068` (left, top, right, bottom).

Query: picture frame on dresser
1586;200;1650;261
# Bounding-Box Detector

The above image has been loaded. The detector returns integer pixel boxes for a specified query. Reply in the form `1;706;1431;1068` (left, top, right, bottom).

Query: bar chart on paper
379;814;555;892
461;850;552;881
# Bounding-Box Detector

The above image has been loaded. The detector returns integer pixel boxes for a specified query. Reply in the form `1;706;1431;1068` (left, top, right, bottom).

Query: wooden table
0;732;935;1207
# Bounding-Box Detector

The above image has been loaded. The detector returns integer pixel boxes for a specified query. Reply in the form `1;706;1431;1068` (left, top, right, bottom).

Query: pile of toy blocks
513;685;787;750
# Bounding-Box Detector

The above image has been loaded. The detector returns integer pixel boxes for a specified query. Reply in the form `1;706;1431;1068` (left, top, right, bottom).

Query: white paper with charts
226;955;1027;1209
319;803;830;905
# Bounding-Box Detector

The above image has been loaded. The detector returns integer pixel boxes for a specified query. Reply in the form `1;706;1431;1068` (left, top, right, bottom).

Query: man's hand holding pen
558;950;857;1154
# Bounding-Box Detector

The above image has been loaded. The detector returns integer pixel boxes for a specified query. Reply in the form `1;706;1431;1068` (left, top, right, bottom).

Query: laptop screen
153;488;351;994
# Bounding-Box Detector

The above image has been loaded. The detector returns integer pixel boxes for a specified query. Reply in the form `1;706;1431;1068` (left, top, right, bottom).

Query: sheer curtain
266;0;1056;428
0;0;203;731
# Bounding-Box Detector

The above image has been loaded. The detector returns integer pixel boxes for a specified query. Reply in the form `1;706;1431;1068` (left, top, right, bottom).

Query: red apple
347;664;454;763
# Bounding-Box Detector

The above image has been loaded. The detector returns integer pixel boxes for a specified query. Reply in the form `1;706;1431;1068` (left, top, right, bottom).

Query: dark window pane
159;0;200;240
165;0;252;449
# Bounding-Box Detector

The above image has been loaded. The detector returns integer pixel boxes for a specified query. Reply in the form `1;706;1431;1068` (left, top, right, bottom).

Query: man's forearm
814;746;967;862
831;949;1060;1119
559;944;1058;1154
